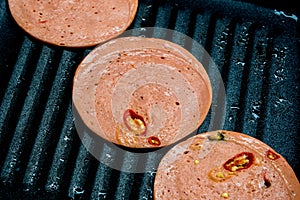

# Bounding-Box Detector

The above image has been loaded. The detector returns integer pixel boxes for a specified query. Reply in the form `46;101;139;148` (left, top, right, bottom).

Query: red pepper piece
123;109;147;135
223;152;254;172
147;136;161;146
266;150;280;160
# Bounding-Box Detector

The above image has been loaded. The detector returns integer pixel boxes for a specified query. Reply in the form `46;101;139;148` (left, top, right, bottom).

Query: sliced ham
8;0;138;47
72;37;212;148
154;130;300;199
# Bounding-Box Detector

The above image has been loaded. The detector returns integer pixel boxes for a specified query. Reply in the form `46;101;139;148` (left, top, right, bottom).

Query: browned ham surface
72;37;212;148
154;130;300;199
8;0;138;47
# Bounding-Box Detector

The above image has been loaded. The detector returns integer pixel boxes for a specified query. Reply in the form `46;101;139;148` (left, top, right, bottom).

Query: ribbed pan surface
0;0;299;199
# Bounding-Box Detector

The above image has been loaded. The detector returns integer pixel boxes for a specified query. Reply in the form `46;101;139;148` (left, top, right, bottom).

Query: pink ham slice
154;130;300;199
72;37;212;148
8;0;138;47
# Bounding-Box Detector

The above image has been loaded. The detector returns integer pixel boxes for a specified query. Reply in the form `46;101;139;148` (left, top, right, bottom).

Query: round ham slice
72;37;212;148
8;0;138;47
154;130;300;199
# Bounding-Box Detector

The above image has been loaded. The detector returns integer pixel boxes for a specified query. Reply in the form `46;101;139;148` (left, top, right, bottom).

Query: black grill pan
0;0;299;199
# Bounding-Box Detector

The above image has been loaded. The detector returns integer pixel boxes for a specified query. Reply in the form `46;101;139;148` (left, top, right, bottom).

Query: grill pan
0;0;299;199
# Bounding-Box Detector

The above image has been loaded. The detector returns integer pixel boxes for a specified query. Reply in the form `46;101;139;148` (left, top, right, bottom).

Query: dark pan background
0;0;299;199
